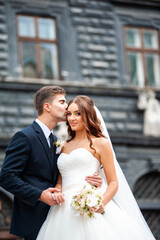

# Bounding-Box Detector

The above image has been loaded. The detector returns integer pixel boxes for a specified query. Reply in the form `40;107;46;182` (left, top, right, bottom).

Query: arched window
133;171;160;239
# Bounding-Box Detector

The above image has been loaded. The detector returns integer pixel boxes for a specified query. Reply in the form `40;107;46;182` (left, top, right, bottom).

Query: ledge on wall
110;0;160;7
111;134;160;147
0;77;160;98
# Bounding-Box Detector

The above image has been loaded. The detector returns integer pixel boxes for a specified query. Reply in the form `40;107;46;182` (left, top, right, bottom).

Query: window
17;15;60;79
124;27;160;87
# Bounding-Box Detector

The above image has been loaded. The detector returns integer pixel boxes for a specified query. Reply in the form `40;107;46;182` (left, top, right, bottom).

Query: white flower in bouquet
87;194;99;208
70;183;103;218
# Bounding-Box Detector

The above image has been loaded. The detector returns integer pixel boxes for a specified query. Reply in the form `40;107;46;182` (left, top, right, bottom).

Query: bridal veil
94;106;156;240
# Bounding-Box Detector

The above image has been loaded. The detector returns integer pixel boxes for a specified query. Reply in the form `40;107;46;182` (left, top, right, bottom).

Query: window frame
16;14;60;79
124;26;160;87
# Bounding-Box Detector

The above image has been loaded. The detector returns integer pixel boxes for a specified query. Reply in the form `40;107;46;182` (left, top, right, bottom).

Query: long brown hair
66;95;105;151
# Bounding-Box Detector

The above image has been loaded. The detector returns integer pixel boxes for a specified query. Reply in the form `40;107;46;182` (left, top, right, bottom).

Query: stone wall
0;0;160;238
0;1;8;78
70;0;119;84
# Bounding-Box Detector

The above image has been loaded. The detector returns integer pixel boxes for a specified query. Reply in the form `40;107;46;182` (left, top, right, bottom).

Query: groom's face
49;94;68;122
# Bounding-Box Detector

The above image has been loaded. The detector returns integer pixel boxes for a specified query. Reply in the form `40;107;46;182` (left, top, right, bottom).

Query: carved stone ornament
137;90;160;137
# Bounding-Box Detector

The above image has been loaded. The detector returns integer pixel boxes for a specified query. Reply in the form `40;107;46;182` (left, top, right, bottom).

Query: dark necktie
49;133;54;157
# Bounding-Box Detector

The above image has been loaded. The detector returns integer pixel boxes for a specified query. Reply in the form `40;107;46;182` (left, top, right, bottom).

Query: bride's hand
95;202;105;213
52;192;65;205
85;171;102;188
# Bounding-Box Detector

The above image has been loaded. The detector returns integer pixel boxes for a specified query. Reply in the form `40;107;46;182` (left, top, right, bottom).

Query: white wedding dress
36;148;154;240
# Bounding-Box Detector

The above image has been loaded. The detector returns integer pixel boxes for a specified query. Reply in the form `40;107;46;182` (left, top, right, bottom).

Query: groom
0;86;102;240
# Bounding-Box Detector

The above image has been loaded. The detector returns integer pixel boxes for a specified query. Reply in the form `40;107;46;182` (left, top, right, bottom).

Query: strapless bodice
57;148;100;189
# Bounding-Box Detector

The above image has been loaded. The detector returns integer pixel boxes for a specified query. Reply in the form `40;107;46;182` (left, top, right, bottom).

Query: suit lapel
32;121;54;171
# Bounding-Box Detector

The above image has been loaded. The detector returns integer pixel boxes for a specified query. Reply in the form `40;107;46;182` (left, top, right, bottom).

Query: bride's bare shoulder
92;137;110;152
91;138;111;160
92;137;109;146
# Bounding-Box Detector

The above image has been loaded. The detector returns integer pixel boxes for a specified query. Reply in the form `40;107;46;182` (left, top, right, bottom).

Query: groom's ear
43;102;50;112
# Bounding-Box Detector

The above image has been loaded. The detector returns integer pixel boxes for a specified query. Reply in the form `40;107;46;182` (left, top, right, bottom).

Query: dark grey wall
0;0;160;237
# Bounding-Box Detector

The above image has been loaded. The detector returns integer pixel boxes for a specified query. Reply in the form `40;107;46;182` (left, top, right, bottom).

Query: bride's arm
55;173;62;192
96;138;118;213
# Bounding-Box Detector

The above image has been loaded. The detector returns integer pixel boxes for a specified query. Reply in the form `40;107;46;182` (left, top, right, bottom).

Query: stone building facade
0;0;160;239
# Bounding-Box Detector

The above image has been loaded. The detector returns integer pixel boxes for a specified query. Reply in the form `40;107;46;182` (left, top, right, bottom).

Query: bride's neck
74;130;88;141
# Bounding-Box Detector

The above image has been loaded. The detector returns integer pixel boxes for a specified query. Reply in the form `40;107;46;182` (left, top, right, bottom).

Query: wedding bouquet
70;183;103;218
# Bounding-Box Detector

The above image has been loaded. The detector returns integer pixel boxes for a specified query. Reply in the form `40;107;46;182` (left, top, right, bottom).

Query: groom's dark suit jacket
0;121;59;240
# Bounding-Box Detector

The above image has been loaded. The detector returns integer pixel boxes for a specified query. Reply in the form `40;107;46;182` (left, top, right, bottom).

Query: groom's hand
85;172;102;188
39;187;61;206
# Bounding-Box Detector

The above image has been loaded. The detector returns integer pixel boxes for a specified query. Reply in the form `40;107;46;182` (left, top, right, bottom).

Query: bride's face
67;103;84;131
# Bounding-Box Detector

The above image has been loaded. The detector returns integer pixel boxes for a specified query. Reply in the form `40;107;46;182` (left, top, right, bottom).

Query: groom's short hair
34;86;66;115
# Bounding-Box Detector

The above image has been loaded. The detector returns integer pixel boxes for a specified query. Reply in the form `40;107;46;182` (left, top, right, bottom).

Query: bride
37;95;155;240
